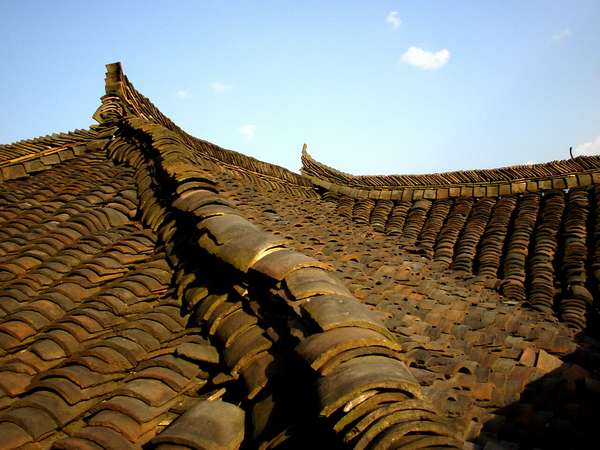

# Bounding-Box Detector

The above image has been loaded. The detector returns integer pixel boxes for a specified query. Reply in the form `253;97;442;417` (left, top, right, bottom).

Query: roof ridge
96;62;315;196
302;144;600;185
302;147;600;200
0;127;96;153
0;127;115;182
104;111;465;447
0;126;114;161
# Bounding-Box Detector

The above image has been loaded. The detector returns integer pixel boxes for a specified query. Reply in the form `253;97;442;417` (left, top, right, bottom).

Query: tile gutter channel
103;114;465;448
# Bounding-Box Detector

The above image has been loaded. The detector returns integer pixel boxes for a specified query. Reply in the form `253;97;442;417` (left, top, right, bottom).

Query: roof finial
569;146;574;159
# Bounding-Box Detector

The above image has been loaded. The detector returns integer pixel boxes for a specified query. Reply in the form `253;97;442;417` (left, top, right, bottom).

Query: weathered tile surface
1;61;599;449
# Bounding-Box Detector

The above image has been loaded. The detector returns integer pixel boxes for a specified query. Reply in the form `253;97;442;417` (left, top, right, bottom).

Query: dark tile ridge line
0;126;111;161
301;141;600;197
100;104;466;447
0;128;116;182
96;62;317;197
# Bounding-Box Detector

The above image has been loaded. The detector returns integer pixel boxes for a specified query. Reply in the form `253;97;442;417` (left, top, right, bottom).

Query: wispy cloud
573;135;600;156
552;28;571;42
386;11;401;30
401;46;451;70
210;82;232;93
175;89;191;99
239;124;256;140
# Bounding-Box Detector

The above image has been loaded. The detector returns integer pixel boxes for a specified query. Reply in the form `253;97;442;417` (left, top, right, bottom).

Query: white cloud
386;11;401;29
210;82;232;93
239;124;256;140
401;46;451;70
175;89;191;99
573;135;600;156
552;28;571;42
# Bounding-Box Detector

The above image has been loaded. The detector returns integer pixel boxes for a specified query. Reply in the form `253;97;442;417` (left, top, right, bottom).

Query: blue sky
1;1;599;175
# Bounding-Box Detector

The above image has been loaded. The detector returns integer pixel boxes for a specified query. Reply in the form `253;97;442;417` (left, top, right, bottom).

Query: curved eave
97;62;315;197
301;147;600;200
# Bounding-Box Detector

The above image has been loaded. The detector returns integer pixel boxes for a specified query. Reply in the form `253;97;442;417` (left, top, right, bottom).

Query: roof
0;62;598;450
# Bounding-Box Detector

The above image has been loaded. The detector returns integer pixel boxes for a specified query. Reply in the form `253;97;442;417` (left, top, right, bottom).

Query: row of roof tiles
1;61;599;449
104;112;465;448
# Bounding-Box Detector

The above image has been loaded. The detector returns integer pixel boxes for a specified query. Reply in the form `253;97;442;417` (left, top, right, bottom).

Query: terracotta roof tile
2;62;599;448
